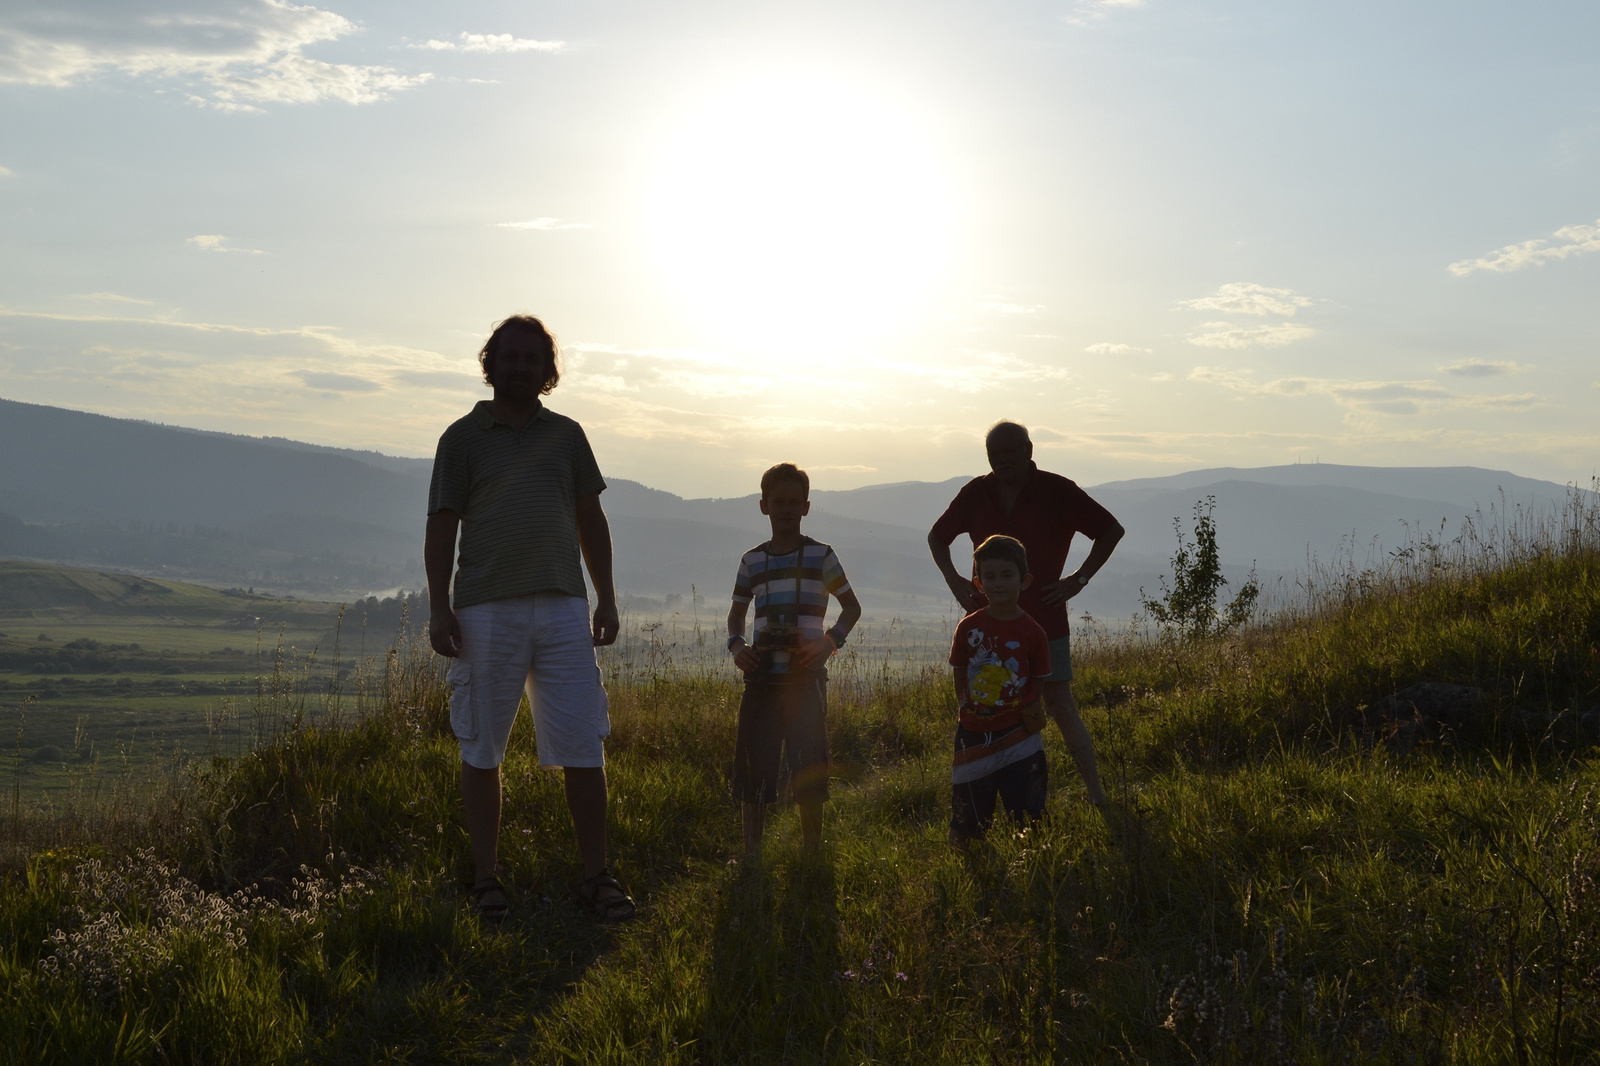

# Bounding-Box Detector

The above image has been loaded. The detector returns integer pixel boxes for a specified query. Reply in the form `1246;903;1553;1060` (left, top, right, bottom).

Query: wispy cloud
1189;366;1540;417
0;303;475;448
1084;342;1151;355
495;218;590;231
878;350;1071;394
413;32;564;54
188;234;265;254
0;165;14;178
1067;0;1145;26
1186;322;1313;349
1441;358;1530;378
0;0;431;111
1448;218;1600;276
294;370;383;393
73;292;154;304
1180;282;1312;317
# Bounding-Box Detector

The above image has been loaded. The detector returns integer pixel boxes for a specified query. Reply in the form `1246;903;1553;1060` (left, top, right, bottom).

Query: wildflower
895;971;908;982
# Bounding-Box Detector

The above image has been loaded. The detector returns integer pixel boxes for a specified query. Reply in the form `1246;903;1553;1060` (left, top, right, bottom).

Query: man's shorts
1037;634;1074;683
950;723;1048;839
444;593;609;770
733;672;830;806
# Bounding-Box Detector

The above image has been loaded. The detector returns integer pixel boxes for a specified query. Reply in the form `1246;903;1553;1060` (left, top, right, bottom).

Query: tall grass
2;485;1598;1062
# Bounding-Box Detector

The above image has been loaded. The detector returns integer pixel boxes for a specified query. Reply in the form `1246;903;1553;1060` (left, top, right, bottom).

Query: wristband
825;625;847;650
726;634;746;653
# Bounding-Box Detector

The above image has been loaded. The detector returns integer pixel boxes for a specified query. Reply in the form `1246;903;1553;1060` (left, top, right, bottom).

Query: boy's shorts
950;723;1048;839
733;671;830;805
444;592;610;770
1037;634;1074;683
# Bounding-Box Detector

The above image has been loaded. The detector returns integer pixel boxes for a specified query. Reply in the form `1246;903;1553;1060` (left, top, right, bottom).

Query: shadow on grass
704;855;844;1060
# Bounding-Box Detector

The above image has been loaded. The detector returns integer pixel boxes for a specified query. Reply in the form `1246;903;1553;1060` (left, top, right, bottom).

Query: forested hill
1;397;1588;619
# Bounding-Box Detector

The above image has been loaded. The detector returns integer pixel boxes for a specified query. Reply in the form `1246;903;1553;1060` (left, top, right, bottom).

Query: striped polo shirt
731;537;852;674
428;400;606;609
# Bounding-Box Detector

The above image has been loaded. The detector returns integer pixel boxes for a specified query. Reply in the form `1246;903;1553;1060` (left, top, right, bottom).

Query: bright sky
2;1;1597;497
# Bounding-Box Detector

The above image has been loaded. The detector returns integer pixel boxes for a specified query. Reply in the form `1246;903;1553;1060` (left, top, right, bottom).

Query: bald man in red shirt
928;421;1125;807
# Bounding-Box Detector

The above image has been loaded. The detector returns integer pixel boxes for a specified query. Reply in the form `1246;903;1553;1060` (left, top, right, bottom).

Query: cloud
0;0;431;110
1441;358;1530;378
0;165;13;178
1463;393;1540;410
495;218;590;231
1067;0;1144;25
911;351;1071;393
294;370;382;393
413;33;564;54
1084;342;1151;355
188;234;265;254
1188;366;1542;418
1186;322;1314;349
73;292;154;304
0;303;478;451
1448;219;1600;276
390;369;480;392
1179;282;1312;317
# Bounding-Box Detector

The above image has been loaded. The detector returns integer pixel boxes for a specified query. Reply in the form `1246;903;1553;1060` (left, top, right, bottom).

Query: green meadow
2;499;1599;1063
0;560;415;793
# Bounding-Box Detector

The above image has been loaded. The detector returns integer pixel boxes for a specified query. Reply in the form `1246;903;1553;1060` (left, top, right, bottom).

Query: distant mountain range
1;397;1588;622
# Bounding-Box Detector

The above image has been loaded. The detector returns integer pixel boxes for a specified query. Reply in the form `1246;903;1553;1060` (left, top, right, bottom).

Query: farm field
0;560;411;793
2;513;1599;1063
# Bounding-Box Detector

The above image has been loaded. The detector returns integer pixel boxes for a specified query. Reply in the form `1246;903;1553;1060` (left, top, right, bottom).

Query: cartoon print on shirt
963;631;1030;717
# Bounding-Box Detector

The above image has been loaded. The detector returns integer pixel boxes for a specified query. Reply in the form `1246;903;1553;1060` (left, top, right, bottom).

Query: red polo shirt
930;464;1116;640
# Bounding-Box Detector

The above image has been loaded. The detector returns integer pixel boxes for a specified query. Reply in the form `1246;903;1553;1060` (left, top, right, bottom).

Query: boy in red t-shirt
947;534;1051;847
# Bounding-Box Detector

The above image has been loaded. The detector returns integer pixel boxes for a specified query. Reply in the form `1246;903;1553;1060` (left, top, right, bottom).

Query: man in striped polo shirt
726;462;862;860
426;314;633;923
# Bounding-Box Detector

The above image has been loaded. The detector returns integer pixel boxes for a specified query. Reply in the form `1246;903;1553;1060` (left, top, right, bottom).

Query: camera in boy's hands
755;615;805;673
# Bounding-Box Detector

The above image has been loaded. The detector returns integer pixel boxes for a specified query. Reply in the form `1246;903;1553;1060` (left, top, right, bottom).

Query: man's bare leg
742;801;765;860
563;766;609;879
798;800;823;854
1043;680;1108;806
461;762;508;906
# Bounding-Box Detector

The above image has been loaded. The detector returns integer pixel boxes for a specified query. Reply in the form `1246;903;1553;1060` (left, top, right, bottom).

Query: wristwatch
726;634;746;653
825;625;848;650
1074;573;1089;590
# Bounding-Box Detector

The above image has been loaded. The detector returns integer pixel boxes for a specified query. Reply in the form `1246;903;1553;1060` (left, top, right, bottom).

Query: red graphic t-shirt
948;609;1052;732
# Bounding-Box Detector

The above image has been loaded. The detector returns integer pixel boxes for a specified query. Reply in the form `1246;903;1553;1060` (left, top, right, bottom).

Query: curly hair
973;534;1029;575
478;315;561;394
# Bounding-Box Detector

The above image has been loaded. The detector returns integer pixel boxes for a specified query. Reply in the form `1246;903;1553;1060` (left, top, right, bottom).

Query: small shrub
1140;496;1259;641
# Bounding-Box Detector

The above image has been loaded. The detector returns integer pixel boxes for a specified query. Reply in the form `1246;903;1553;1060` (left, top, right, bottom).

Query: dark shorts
1038;634;1074;683
734;672;830;806
951;725;1048;839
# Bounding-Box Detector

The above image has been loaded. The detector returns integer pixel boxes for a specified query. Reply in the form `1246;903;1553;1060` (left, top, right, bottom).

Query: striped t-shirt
732;537;852;675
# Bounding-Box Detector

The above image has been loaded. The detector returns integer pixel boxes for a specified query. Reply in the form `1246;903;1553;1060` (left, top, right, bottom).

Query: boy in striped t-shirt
726;463;862;860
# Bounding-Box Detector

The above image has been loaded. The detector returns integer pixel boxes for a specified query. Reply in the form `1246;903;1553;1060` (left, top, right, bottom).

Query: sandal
469;876;510;924
580;869;637;922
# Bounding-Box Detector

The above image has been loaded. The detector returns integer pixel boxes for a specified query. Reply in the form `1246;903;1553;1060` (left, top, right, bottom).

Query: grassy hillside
2;510;1598;1062
0;561;418;792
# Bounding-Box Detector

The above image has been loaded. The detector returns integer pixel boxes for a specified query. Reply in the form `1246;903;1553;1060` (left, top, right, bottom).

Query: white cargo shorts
444;592;610;770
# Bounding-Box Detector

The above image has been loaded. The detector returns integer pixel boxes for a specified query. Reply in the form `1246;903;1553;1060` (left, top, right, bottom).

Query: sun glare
646;72;957;351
